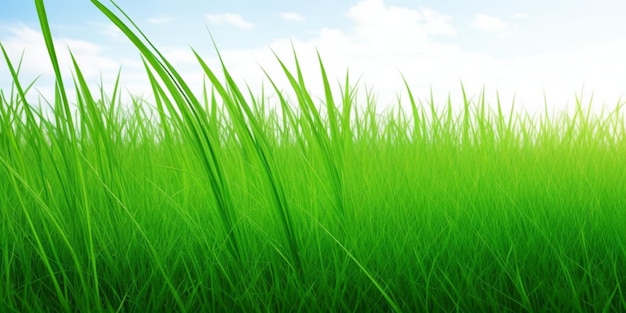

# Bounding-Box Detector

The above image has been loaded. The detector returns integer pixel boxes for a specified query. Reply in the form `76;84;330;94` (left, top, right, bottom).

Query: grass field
1;1;625;312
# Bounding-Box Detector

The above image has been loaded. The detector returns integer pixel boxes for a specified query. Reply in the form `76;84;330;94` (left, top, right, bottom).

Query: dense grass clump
1;1;625;312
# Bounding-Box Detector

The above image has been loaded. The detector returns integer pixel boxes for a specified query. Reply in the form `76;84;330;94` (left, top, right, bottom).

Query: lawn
1;1;625;312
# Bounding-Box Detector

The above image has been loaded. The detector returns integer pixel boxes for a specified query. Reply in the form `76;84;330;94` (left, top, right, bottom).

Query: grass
1;0;625;312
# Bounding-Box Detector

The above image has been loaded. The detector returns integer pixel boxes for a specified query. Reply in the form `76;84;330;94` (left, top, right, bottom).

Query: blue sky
1;0;625;113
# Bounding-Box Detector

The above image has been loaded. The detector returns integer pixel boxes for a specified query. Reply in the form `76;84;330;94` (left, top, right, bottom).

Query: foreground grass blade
90;0;243;268
192;45;304;278
33;1;101;311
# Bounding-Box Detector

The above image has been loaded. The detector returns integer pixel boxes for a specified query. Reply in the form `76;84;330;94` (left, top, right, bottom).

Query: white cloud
513;13;529;20
0;24;119;77
147;16;176;25
0;23;143;103
279;12;305;22
205;13;254;30
190;0;471;113
91;22;123;39
203;0;625;115
347;0;456;43
471;13;511;33
162;46;197;65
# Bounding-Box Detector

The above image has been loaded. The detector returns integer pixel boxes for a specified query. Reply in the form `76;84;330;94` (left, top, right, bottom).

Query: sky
1;0;625;115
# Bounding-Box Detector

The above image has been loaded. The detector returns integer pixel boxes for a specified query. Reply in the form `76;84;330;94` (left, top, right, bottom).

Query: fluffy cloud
205;13;254;30
0;23;146;104
279;12;305;22
0;24;121;79
147;16;176;25
472;13;509;33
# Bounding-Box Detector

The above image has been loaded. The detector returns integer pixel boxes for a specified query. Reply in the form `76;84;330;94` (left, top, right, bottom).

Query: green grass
1;1;625;312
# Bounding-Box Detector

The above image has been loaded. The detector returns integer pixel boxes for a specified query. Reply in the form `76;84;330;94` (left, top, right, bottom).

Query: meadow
1;1;625;312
